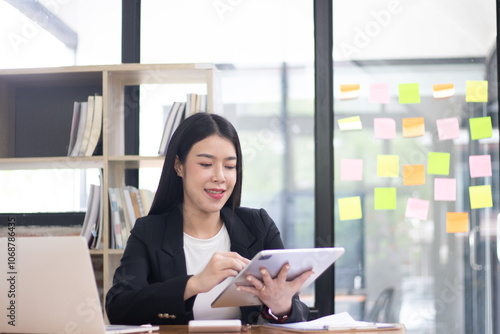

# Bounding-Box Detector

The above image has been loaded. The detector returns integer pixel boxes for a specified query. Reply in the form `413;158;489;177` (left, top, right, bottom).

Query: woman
105;113;313;325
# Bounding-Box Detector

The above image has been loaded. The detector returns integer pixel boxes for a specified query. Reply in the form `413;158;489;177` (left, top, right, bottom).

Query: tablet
211;247;344;308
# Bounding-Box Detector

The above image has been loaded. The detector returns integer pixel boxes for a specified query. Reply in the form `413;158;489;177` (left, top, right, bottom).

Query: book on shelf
108;186;155;249
80;183;103;249
185;93;197;117
140;189;155;215
195;94;207;113
78;95;95;156
158;93;207;156
108;188;125;250
85;94;103;156
69;101;88;156
67;102;81;156
68;94;103;157
158;101;185;156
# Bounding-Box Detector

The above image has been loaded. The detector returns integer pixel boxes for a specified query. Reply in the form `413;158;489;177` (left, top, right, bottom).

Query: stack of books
158;93;207;155
67;94;103;157
108;186;155;249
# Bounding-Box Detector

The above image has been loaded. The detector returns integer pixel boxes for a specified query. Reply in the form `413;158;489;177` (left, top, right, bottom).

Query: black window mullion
122;0;141;188
313;0;335;318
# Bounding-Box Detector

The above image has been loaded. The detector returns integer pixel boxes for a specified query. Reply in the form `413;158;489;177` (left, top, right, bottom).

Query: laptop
211;247;345;308
0;236;159;334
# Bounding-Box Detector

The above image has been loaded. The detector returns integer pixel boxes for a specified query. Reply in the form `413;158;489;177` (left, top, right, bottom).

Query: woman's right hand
184;252;249;300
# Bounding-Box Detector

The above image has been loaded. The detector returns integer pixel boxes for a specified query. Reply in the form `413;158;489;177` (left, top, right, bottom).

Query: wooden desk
155;324;406;334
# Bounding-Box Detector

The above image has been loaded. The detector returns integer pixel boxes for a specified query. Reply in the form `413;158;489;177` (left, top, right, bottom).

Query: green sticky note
428;152;450;175
469;185;493;209
338;196;362;221
377;155;399;177
466;80;488;102
470;117;492;140
399;83;420;104
374;187;397;210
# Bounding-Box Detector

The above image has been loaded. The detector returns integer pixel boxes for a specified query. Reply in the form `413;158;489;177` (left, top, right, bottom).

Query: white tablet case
211;247;345;308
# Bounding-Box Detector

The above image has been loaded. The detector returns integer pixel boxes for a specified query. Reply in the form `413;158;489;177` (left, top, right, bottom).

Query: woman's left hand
236;263;314;316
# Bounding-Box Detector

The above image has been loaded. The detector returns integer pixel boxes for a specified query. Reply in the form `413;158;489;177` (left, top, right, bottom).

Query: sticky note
341;159;363;181
436;118;460;140
340;84;360;100
469;185;493;209
374;187;397;210
428;152;450;175
369;83;390;104
446;212;469;233
338;116;362;131
374;118;396;139
377;155;399;177
469;155;492;178
399;83;420;104
403;164;425;185
402;117;425;137
405;198;430;220
433;83;455;99
470;116;492;140
466;80;488;102
339;196;362;220
434;178;456;201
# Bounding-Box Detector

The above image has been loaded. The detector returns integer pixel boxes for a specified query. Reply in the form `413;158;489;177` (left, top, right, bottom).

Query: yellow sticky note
470;116;492;140
399;83;420;104
433;83;455;99
446;212;469;233
428;152;450;175
338;196;362;221
469;185;493;209
338;116;362;131
374;187;397;210
402;117;425;137
340;84;360;100
466;80;488;102
377;155;399;177
403;164;425;185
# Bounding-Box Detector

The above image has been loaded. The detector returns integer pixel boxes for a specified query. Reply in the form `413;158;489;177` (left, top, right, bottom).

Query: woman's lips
205;189;225;199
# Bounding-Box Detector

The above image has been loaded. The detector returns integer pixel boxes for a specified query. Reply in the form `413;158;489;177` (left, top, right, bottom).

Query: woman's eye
200;163;211;168
226;165;236;170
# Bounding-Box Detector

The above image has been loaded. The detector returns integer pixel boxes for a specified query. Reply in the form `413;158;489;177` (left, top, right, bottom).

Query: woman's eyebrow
196;153;237;161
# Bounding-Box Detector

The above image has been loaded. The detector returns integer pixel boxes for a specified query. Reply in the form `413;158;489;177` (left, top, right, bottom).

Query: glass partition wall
332;1;499;333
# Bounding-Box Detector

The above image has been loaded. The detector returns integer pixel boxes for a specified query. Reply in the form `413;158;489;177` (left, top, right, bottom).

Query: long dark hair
148;113;243;215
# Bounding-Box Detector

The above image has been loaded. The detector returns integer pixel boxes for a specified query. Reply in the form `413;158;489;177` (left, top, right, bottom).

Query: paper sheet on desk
264;312;397;331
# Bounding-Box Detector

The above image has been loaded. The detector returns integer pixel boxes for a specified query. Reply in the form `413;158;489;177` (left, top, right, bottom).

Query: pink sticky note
374;118;396;139
436;118;460;140
341;159;363;181
405;198;430;220
369;83;390;104
434;178;457;201
469;155;492;178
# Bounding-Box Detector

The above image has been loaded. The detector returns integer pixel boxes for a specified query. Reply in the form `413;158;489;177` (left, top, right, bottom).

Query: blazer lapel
221;207;256;259
157;206;187;281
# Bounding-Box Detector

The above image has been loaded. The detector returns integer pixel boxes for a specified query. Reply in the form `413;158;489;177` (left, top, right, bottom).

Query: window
141;0;316;303
333;1;499;333
0;0;121;215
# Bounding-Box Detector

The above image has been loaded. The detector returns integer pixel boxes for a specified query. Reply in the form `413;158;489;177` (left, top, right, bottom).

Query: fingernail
247;276;252;281
260;269;266;275
237;287;241;291
285;264;290;270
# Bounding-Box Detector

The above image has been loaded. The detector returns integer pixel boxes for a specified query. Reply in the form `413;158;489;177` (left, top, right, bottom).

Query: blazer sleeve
105;219;194;325
243;208;310;324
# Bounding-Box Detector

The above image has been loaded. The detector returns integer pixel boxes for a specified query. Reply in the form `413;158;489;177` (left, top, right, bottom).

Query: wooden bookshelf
0;63;220;310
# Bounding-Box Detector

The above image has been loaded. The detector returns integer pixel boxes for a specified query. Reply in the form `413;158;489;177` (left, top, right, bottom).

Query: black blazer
105;206;309;325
